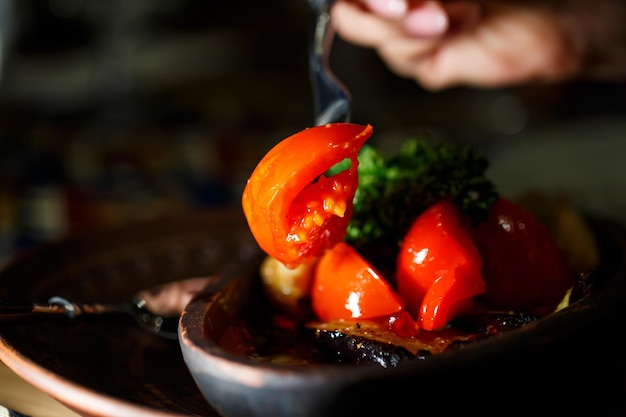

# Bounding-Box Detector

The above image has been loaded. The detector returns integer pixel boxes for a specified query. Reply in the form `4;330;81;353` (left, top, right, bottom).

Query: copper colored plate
0;208;251;417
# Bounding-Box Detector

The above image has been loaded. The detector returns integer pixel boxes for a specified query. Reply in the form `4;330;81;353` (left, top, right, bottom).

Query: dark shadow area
0;0;625;262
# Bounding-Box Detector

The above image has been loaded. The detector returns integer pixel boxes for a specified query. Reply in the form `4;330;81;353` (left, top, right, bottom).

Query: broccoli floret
329;137;498;274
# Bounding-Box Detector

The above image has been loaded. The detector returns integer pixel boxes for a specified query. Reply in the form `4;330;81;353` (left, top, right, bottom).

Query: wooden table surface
0;360;79;417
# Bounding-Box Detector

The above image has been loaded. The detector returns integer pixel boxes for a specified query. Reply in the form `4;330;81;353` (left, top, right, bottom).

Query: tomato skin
242;123;373;268
465;196;573;315
396;200;485;331
312;241;405;322
380;311;418;338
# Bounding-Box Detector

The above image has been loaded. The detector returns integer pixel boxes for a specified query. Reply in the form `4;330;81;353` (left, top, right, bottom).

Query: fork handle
309;0;351;125
0;297;120;322
0;298;65;319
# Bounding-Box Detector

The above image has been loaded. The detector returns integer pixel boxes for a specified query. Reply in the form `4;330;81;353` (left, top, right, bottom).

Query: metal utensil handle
309;0;351;125
0;299;46;315
0;298;70;320
0;297;122;321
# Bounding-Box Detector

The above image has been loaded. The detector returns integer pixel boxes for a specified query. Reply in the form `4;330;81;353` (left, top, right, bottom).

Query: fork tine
309;0;351;125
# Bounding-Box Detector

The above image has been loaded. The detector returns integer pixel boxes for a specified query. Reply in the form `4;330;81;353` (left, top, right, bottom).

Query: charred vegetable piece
313;327;426;367
311;323;452;367
450;312;540;335
311;312;541;367
311;320;434;367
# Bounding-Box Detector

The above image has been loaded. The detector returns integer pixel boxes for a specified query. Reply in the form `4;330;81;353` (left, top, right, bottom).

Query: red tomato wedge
242;123;373;268
466;196;574;315
396;200;485;331
312;241;405;322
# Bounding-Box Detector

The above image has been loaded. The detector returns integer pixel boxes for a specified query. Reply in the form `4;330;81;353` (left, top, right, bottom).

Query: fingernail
363;0;408;18
403;2;448;37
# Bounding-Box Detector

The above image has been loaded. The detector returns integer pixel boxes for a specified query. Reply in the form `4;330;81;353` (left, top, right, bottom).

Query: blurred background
0;0;625;264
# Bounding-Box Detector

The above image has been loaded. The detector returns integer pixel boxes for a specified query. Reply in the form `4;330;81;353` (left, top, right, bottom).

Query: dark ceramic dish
179;216;626;417
0;208;255;417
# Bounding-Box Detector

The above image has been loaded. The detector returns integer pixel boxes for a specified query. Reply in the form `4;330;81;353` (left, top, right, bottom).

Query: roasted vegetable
244;123;575;341
328;136;499;266
465;196;574;315
310;312;541;367
242;123;373;268
396;199;485;330
259;255;315;321
311;241;404;322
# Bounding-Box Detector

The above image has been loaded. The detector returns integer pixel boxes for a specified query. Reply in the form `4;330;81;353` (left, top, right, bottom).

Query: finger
443;1;482;34
362;0;408;18
410;41;497;90
332;1;407;47
403;1;449;37
409;9;576;90
375;35;441;78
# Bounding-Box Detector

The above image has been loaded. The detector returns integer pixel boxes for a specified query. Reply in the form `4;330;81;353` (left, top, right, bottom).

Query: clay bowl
179;216;626;417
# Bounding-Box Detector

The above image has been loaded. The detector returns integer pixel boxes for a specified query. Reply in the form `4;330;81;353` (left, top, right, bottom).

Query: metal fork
308;0;351;125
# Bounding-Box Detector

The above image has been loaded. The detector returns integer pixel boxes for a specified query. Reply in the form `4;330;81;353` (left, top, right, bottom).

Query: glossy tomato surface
242;123;373;268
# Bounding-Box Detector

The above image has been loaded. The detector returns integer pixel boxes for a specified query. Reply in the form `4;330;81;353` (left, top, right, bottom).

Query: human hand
331;0;623;90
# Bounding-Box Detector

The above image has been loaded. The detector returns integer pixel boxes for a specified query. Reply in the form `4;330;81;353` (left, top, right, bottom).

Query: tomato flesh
241;123;373;268
396;200;486;330
466;196;574;315
312;241;405;322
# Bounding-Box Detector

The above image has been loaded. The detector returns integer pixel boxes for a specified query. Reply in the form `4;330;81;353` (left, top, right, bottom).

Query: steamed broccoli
328;137;498;272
